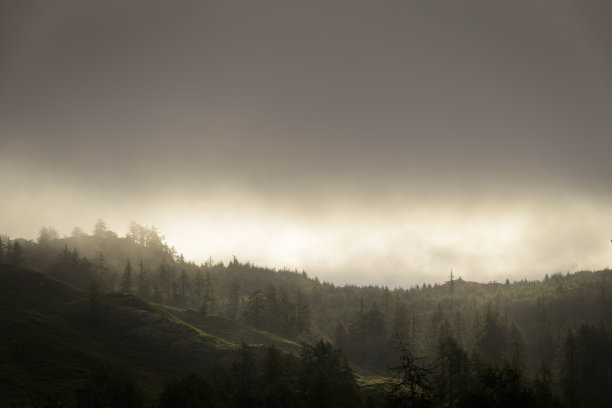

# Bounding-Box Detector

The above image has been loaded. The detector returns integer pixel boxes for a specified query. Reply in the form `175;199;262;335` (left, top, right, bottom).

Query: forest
1;221;611;407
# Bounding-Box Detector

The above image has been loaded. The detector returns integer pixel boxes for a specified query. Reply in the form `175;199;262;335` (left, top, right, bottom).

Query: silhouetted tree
37;226;59;245
232;340;258;407
479;306;506;366
277;287;294;335
458;362;535;408
346;302;388;365
71;225;86;238
433;335;470;408
157;257;171;302
558;324;612;408
296;290;312;334
93;219;107;238
533;362;560;408
335;322;347;350
8;239;23;266
386;334;432;408
244;289;266;329
300;340;362;408
94;252;108;289
194;268;203;309
228;278;240;320
205;271;215;313
137;258;147;298
506;322;527;369
120;259;133;294
264;283;280;331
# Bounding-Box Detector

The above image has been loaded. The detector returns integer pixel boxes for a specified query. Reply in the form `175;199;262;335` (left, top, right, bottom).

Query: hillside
0;264;297;404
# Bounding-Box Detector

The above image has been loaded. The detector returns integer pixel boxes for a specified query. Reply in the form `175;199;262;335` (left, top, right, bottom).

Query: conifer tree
157;258;170;302
335;322;347;350
387;334;432;407
8;239;23;266
228;279;240;320
95;252;108;288
93;219;107;238
137;259;147;298
296;290;312;334
178;269;189;307
232;341;258;407
195;268;203;309
121;259;133;294
244;289;265;329
205;271;215;313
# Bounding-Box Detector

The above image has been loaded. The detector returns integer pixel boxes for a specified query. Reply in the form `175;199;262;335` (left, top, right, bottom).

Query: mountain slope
0;264;291;403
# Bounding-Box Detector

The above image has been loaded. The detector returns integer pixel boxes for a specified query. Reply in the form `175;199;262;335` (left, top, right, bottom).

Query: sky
1;0;611;287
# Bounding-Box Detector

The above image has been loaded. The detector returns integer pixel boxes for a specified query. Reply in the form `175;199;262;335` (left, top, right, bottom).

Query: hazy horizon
2;1;611;287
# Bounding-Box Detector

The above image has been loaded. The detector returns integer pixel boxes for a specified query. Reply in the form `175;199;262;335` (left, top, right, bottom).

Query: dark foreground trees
76;366;144;408
558;324;612;408
24;321;612;408
386;335;432;408
301;340;363;408
158;374;222;408
154;340;362;408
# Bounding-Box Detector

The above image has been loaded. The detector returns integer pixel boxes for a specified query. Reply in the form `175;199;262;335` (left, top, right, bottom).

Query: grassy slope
0;263;388;405
0;264;295;403
168;308;301;354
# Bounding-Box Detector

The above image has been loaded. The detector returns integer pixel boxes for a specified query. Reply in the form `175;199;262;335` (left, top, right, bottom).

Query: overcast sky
1;0;611;287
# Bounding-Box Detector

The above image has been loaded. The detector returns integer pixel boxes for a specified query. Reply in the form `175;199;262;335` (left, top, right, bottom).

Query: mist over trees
1;222;611;407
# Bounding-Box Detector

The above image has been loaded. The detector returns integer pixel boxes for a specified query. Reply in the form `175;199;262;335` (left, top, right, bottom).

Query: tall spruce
121;258;133;294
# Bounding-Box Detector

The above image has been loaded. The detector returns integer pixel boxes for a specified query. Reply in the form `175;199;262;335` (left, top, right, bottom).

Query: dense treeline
31;324;612;407
2;222;611;407
71;340;362;408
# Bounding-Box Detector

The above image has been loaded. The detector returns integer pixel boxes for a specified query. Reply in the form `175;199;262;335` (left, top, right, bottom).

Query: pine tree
195;268;203;309
479;305;507;366
71;226;86;238
37;226;59;245
301;340;362;408
454;309;466;350
387;335;432;407
434;335;469;408
93;219;107;238
244;290;265;329
228;279;240;320
121;259;133;294
335;322;347;350
383;286;391;315
392;300;410;342
506;322;526;369
277;288;293;334
8;239;23;266
263;283;279;331
157;258;170;302
95;252;108;288
296;290;312;334
178;269;189;307
137;259;147;298
232;341;258;407
206;271;215;313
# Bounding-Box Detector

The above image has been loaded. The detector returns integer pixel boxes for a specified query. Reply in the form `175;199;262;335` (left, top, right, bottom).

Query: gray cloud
1;0;611;285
